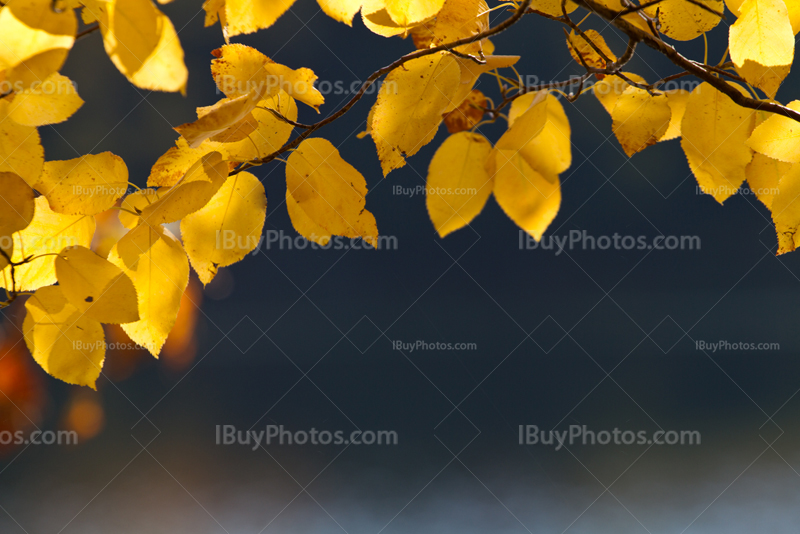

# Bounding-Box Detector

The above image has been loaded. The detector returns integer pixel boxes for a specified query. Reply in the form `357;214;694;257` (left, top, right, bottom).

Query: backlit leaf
35;153;129;216
746;100;800;162
371;53;460;175
681;82;755;203
23;286;105;388
55;245;140;324
181;172;266;285
426;132;493;237
0;102;44;188
286;138;378;244
491;149;561;241
645;0;723;41
611;87;671;156
108;225;190;356
7;73;83;127
0;0;76;73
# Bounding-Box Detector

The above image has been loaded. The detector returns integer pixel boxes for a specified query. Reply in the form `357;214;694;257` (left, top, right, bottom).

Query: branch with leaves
2;0;800;387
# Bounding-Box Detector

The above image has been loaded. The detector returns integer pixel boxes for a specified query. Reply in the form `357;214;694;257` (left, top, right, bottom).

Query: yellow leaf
746;100;800;162
529;0;579;16
0;0;76;72
566;30;616;73
0;102;44;187
385;0;446;26
140;152;228;226
0;197;95;291
3;48;70;92
119;189;163;229
23;286;105;388
222;0;299;37
729;0;794;97
491;149;561;241
371;52;460;175
411;0;489;54
514;93;572;176
35;152;129;216
681;82;755;203
362;0;412;37
55;245;139;324
496;91;549;151
644;0;723;40
660;89;691;141
611;87;672;156
6;73;83;126
210;43;323;111
286;138;378;244
318;0;363;25
593;72;647;114
426;132;493;237
181;172;266;285
746;152;790;209
88;0;188;92
108;224;189;356
202;0;225;26
771;163;800;253
175;93;260;149
0;172;35;271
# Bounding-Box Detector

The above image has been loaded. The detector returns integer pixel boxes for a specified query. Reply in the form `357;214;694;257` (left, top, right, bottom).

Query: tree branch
231;0;533;175
572;0;800;122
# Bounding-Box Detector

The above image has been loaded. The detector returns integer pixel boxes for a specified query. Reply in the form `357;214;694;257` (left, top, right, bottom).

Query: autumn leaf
746;100;800;162
496;91;549;152
0;0;76;83
86;0;188;92
23;286;106;389
566;30;616;76
211;44;324;110
729;0;794;97
0;197;95;292
645;0;723;41
385;0;446;26
34;153;129;216
410;0;489;55
7;73;83;127
108;224;190;356
286;138;378;245
529;0;578;17
175;93;261;149
205;0;298;37
747;153;790;209
681;82;755;203
769;163;800;253
611;88;672;156
371;53;460;175
427;132;494;237
181;172;266;285
490;149;561;241
55;245;140;324
317;0;363;25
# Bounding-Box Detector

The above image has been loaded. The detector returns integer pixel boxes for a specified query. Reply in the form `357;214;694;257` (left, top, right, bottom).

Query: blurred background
2;1;800;532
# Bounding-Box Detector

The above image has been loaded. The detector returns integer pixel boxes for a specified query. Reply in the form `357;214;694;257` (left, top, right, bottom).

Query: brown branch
572;0;800;123
230;0;533;175
76;24;100;41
